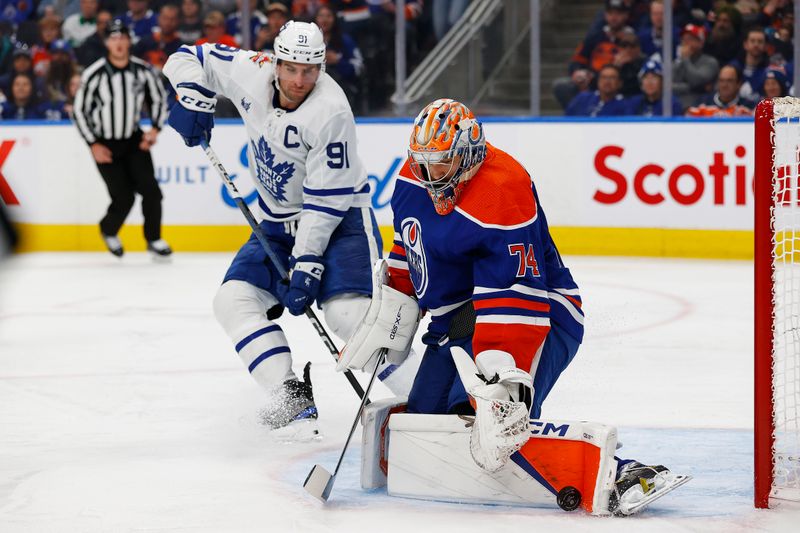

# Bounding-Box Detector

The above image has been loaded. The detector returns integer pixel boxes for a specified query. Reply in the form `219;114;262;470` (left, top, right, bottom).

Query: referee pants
95;130;163;242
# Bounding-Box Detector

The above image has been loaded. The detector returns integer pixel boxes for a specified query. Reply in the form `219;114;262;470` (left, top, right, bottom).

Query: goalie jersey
162;43;370;258
388;144;584;373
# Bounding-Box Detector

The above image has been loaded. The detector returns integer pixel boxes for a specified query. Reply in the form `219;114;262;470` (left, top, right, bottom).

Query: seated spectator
613;30;645;97
134;4;184;71
0;0;34;27
76;9;112;67
255;3;290;51
553;0;634;109
63;72;82;117
0;43;41;97
759;64;790;99
704;5;742;65
43;39;75;103
686;64;755;117
673;24;719;104
586;0;649;36
196;10;237;47
625;59;683;116
566;64;628;117
63;0;100;48
31;15;63;78
1;72;44;119
178;0;204;44
226;0;266;47
637;0;678;58
120;0;158;45
315;4;362;106
729;27;770;100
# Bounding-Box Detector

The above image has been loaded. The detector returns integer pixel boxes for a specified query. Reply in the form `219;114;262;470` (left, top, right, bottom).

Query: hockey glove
278;255;324;316
168;82;216;147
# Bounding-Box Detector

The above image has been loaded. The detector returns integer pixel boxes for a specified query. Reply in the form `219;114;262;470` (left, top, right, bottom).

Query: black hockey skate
147;239;173;262
260;362;320;441
102;233;124;257
608;461;691;516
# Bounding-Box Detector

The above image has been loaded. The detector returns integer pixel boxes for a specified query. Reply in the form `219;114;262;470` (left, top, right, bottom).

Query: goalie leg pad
383;413;618;515
213;280;294;389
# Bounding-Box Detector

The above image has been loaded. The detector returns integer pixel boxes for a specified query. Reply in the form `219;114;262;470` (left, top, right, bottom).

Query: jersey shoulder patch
456;144;537;228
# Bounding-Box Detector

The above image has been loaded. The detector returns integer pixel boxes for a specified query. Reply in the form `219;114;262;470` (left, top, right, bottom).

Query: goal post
754;96;800;509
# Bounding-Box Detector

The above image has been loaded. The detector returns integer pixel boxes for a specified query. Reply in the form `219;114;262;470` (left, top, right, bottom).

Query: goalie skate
609;461;692;516
259;362;321;442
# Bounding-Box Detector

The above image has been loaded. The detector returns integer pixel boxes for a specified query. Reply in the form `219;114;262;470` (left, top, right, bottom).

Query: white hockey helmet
274;21;326;68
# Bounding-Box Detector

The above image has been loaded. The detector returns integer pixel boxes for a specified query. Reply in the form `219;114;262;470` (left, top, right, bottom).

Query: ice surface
1;253;798;532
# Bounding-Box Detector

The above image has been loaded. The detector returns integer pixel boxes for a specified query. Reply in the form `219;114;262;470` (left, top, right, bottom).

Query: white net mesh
469;394;530;473
770;96;800;502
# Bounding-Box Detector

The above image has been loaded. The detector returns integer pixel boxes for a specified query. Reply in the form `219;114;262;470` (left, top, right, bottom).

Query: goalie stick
304;349;387;502
200;138;368;402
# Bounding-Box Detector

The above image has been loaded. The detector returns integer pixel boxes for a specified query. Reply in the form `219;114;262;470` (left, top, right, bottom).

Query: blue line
195;45;204;66
235;325;281;353
303;186;355;196
248;347;290;373
258;197;297;220
302;203;348;217
378;364;398;381
510;452;559;496
209;51;233;62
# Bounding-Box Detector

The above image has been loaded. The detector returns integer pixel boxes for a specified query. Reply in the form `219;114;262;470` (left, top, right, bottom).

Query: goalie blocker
361;397;618;515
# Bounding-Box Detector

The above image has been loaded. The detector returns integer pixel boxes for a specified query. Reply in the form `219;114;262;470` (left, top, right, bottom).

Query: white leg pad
213;280;294;390
360;396;408;490
381;414;618;515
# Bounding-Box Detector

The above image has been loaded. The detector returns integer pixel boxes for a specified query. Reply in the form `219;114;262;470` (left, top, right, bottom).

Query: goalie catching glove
337;259;421;372
451;346;534;473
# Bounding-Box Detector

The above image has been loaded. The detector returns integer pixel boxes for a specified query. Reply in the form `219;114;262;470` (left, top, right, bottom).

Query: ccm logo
530;421;569;437
179;95;215;110
594;144;751;206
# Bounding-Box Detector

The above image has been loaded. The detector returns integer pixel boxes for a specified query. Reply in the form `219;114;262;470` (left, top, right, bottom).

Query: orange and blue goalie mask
408;99;486;215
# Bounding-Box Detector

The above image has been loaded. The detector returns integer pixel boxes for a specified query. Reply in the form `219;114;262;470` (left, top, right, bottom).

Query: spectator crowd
3;0;790;120
556;0;795;117
0;0;465;119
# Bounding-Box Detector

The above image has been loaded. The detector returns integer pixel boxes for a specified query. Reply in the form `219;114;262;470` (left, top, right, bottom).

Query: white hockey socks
213;281;296;390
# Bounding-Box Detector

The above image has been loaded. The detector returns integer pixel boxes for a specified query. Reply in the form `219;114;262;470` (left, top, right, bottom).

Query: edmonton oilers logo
401;217;428;298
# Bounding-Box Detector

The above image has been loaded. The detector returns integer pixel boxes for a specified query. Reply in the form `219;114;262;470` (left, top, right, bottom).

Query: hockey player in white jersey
162;21;419;436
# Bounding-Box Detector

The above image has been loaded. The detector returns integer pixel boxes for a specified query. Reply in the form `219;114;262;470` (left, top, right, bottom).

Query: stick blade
303;464;335;503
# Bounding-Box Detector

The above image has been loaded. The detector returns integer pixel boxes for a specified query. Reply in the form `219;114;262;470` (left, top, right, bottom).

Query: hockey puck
557;486;582;512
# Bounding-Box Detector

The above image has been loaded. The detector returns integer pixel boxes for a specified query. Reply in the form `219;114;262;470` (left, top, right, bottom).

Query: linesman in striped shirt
74;19;172;259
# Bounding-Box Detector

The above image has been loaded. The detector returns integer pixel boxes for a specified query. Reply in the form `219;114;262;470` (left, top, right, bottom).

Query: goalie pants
407;321;581;419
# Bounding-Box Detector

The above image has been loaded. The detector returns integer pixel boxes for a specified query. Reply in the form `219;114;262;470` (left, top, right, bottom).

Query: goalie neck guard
408;99;487;215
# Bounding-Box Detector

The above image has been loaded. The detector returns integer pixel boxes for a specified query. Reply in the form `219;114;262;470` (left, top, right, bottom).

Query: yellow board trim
12;223;754;259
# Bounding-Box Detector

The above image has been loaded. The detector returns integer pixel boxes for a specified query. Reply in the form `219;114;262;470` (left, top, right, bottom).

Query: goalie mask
408;99;486;215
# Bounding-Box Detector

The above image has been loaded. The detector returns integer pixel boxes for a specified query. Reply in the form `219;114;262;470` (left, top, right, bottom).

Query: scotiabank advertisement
0;119;754;249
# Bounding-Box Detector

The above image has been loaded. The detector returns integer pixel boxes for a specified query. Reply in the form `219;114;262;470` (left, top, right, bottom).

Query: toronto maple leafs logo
251;136;295;202
241;97;251;112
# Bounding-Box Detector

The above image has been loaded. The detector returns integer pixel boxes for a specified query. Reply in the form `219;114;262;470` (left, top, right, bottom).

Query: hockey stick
304;349;386;502
200;138;368;401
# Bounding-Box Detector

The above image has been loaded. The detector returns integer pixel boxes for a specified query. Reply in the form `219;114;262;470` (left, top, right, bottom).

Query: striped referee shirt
73;56;167;144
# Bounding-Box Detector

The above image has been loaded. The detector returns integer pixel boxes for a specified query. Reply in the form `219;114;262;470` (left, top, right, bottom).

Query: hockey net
755;97;800;508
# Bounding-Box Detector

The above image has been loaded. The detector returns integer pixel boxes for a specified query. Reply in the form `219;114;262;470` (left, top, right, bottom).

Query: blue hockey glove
278;255;325;316
168;82;216;147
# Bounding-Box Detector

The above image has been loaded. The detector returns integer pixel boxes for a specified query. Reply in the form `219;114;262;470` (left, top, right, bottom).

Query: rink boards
0;118;754;258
